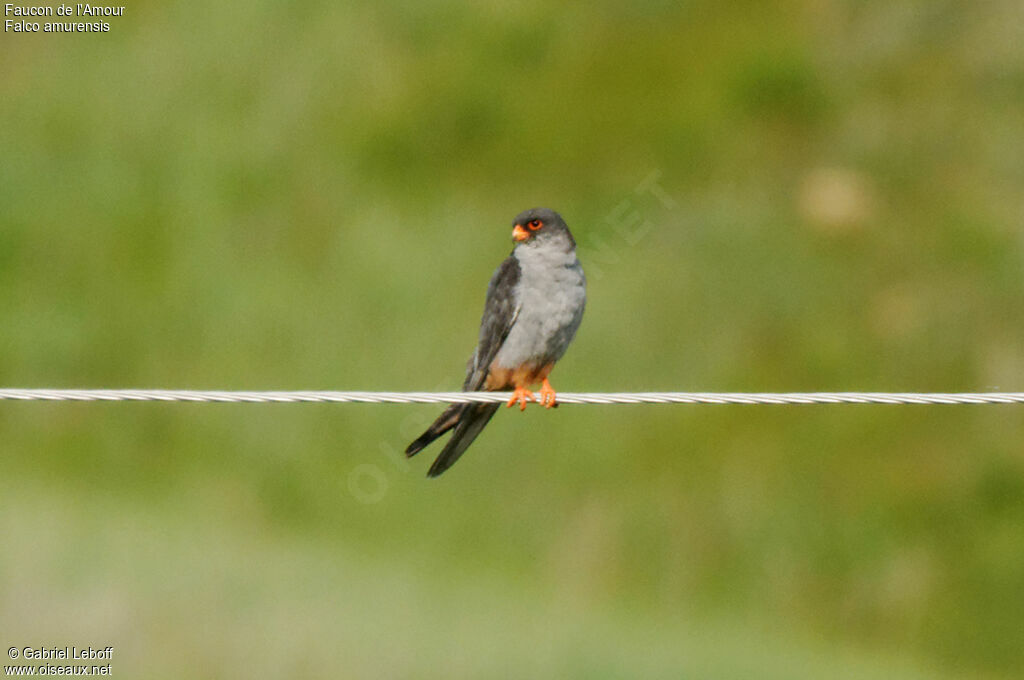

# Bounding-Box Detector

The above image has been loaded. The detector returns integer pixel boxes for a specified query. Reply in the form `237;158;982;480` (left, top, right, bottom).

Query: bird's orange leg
538;378;557;408
506;385;535;411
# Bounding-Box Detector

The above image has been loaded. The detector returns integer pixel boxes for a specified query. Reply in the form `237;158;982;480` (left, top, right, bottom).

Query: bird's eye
528;219;543;230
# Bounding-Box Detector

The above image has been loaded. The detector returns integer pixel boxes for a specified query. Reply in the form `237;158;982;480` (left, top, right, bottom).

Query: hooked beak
512;224;530;242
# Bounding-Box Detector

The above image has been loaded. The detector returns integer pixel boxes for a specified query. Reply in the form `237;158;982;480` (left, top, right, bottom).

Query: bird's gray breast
492;245;586;369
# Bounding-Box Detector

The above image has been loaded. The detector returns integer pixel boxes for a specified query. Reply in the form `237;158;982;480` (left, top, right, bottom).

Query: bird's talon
539;378;557;409
506;387;535;411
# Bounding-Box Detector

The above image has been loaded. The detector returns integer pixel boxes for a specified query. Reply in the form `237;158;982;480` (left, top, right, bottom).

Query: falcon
406;207;587;477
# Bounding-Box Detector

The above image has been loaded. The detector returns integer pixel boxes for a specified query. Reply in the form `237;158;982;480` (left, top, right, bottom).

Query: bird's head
511;207;575;249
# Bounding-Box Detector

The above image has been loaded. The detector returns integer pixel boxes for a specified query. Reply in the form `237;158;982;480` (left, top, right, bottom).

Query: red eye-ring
528;219;543;230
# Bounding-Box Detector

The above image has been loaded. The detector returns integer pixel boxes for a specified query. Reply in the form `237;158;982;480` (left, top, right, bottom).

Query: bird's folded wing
464;255;521;391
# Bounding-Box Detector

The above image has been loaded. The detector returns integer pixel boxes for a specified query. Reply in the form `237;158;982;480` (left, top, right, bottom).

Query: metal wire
1;389;1023;405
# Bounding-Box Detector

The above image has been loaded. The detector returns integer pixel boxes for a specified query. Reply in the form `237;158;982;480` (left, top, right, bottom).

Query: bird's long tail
405;403;461;457
405;402;500;477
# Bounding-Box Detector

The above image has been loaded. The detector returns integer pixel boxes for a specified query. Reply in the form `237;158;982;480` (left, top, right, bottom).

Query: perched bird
406;207;587;477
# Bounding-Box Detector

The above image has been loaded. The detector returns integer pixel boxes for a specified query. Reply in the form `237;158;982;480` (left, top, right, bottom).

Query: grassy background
2;1;1023;677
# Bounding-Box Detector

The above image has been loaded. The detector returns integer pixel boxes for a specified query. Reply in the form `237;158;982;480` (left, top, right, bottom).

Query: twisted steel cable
1;389;1023;405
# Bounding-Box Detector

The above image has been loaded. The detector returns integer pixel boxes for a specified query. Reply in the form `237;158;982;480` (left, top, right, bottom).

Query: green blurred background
2;1;1023;677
